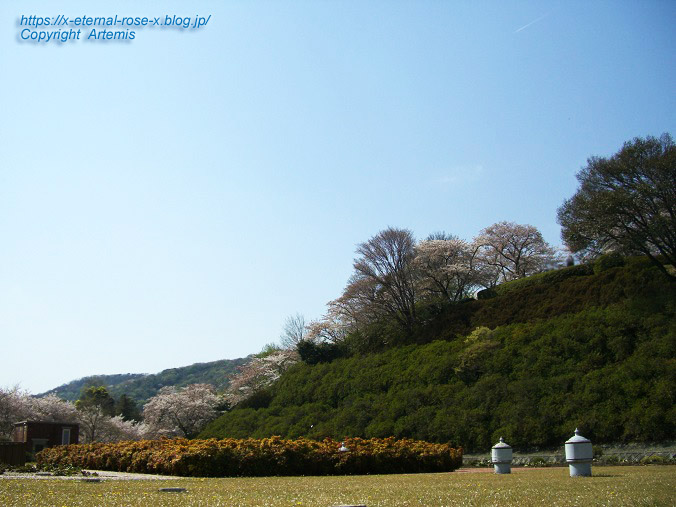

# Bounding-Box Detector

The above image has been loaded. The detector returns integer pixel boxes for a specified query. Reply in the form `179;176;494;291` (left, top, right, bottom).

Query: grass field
1;466;674;506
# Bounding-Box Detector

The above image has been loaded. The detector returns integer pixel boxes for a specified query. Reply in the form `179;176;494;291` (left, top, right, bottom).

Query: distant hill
200;257;676;451
40;357;250;404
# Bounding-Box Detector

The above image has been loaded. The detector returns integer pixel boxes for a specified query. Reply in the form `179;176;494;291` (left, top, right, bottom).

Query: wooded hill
199;256;675;451
40;357;249;404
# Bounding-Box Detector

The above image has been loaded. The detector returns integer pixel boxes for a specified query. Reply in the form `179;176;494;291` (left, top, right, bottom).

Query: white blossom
142;383;221;438
226;349;298;405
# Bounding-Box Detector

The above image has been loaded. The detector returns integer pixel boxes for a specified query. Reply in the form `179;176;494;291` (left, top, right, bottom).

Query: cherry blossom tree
328;275;386;332
305;313;348;344
77;406;114;443
142;384;222;438
95;415;147;442
473;222;559;286
31;394;79;423
0;386;31;438
413;236;480;301
226;349;299;406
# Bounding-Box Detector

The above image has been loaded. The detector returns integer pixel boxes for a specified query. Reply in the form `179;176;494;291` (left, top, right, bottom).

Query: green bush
297;340;348;365
493;263;594;297
476;288;497;300
639;455;674;465
523;457;549;467
592;445;603;458
594;253;625;274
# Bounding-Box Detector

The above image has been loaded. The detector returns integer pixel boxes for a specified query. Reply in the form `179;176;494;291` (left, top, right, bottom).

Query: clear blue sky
1;0;674;394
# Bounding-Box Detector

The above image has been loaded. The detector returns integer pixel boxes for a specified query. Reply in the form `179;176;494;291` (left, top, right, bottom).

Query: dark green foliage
297;340;348;365
236;389;274;410
476;288;497;300
0;463;84;476
593;253;625;274
200;258;675;450
557;133;676;279
114;394;141;421
491;263;594;296
76;386;115;416
40;357;250;404
38;374;144;402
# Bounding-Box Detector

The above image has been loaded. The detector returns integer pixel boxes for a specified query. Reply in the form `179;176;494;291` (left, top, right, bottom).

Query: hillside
200;257;676;451
40;357;250;404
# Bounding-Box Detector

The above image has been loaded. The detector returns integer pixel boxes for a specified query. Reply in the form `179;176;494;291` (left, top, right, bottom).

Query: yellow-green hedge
37;437;462;477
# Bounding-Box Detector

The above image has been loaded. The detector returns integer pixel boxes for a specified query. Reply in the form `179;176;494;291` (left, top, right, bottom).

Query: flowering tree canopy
0;386;32;438
142;383;222;438
414;237;479;301
473;222;559;286
226;350;299;406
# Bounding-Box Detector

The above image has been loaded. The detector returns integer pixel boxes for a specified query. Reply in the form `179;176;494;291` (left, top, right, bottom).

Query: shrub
639;455;674;465
594;253;625;274
493;263;594;297
600;455;620;465
297;341;348;365
37;437;463;477
476;288;497;300
523;457;550;467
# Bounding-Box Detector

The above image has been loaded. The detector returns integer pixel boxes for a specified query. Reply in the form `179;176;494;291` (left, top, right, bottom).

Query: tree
95;415;147;442
75;385;115;416
75;386;117;442
142;383;221;438
558;133;675;279
413;236;479;301
0;386;32;439
226;349;299;406
280;313;308;349
305;314;348;344
31;394;79;423
473;222;559;286
114;394;141;422
338;227;418;332
329;274;388;331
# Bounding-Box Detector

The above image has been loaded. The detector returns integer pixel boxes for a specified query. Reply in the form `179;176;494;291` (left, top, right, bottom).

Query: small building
12;421;79;457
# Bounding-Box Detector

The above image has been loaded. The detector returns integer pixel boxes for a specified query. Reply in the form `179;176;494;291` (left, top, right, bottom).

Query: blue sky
1;0;674;394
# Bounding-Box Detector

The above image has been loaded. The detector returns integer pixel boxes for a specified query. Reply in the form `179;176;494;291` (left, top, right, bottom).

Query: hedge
36;436;462;477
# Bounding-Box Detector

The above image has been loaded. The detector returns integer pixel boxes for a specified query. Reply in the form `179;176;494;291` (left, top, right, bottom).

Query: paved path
0;470;179;481
2;467;558;480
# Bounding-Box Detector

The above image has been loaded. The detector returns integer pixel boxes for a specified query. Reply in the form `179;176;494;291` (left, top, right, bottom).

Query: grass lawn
1;466;674;506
